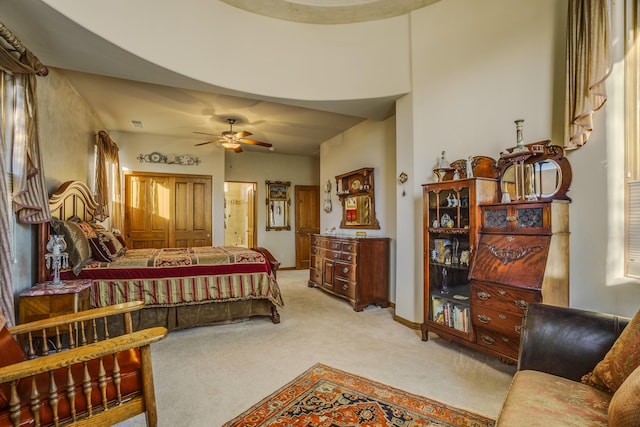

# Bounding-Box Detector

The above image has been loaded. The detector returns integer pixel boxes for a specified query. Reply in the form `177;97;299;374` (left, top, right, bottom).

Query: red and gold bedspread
60;246;283;309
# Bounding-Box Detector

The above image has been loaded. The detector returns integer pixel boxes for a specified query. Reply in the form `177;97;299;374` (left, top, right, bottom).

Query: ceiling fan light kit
194;118;273;153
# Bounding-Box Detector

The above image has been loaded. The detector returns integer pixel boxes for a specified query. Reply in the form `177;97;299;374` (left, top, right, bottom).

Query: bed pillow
89;229;126;262
50;219;92;275
582;308;640;393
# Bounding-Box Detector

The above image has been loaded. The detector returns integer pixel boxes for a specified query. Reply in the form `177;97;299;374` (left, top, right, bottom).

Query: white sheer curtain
564;0;612;149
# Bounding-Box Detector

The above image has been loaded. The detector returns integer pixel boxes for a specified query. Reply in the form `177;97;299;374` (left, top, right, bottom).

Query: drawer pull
477;314;491;323
506;215;517;222
514;299;528;310
343;284;349;291
476;291;491;301
481;335;495;345
335;253;340;258
343;267;349;274
345;245;353;250
498;289;507;295
346;255;352;261
514;325;522;334
499;314;506;320
501;337;510;343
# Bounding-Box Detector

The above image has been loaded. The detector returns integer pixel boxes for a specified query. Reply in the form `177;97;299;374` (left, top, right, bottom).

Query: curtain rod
0;21;49;76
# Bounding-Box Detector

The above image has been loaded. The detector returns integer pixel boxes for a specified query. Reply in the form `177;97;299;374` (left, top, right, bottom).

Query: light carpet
222;363;495;426
117;269;515;426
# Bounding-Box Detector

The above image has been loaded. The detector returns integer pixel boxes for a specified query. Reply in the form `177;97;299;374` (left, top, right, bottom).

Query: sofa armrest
517;303;630;381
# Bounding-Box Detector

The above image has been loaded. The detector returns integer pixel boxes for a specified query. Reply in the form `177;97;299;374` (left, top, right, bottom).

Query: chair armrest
9;302;144;335
517;303;630;381
0;327;167;383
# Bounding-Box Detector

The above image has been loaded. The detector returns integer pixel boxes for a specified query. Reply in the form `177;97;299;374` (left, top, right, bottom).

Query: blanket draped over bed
60;246;284;309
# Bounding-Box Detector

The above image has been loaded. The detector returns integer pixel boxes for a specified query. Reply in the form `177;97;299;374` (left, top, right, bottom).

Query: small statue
466;156;474;178
453;170;460;180
438;151;449;168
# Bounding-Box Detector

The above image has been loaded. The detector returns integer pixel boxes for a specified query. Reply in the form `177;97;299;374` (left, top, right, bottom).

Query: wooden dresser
309;234;390;311
468;200;570;363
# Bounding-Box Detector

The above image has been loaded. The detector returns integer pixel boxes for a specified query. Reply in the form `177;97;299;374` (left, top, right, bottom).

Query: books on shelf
431;296;470;333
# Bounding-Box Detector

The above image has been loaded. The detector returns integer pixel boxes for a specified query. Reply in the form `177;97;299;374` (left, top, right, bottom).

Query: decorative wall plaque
137;152;201;166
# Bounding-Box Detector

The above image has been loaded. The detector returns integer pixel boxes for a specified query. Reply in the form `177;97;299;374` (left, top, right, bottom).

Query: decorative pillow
89;229;126;262
608;365;640;426
582;308;640;393
112;230;127;249
0;326;27;409
50;219;92;275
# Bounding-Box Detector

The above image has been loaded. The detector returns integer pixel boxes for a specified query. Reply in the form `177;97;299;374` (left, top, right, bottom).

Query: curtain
564;0;613;149
95;130;122;231
0;22;49;325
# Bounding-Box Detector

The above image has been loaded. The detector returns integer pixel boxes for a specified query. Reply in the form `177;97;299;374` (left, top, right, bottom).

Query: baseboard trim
392;313;421;330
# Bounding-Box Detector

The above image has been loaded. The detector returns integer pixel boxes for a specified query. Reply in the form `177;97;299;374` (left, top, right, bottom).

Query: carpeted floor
117;269;515;426
222;363;496;426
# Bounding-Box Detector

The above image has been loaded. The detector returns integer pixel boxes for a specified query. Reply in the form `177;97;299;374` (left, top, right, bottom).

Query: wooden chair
0;302;167;427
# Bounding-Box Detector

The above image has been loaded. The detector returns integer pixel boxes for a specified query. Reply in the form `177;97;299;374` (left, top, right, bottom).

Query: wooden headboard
37;181;98;282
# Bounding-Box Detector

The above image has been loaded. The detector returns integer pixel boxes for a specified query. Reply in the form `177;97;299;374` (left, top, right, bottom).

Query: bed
36;180;283;332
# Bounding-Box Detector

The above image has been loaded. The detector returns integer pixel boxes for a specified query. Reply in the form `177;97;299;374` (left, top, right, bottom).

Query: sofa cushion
608;365;640;426
496;370;611;427
582;307;640;393
0;327;27;409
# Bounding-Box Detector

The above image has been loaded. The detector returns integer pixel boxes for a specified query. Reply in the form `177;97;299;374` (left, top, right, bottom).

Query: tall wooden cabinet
468;200;569;362
421;178;498;344
309;234;389;311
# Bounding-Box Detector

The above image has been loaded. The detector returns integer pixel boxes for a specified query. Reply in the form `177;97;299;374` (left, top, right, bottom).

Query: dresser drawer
475;327;520;360
309;268;322;284
341;242;358;253
472;305;523;337
471;282;540;315
334;277;356;299
310;245;323;256
327;240;342;251
334;261;357;281
325;249;342;261
339;252;357;263
310;254;322;270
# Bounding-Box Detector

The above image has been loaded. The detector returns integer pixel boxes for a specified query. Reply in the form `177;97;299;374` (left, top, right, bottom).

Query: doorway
224;181;257;248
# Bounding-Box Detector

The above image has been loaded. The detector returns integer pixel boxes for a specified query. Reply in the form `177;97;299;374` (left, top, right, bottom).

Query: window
624;0;639;278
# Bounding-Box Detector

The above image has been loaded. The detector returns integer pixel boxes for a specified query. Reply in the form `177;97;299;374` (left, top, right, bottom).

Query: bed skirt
104;299;279;335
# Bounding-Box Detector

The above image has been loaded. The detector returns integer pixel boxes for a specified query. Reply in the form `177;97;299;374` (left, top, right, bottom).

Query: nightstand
19;279;92;325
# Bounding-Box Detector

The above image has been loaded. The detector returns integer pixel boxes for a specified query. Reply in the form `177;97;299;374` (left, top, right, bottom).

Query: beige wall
225;151;320;268
11;68;103;305
320;117;397;301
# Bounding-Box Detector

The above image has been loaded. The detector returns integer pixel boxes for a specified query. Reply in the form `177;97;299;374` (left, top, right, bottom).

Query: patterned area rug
222;363;495;426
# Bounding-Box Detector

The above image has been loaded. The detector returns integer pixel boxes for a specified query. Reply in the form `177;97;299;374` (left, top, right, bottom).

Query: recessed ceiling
220;0;441;24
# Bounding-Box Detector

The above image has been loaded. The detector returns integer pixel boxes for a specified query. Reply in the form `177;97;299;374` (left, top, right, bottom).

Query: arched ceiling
220;0;441;24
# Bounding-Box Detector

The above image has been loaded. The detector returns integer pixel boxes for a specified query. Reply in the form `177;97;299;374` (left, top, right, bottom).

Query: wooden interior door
125;172;212;249
125;174;170;249
172;176;212;247
295;185;320;269
247;185;257;247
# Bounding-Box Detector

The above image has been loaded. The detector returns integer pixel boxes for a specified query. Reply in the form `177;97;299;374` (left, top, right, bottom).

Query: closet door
125;173;212;249
125;174;170;249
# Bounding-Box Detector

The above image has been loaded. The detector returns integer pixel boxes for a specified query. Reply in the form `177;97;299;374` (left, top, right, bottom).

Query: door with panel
295;185;320;269
125;172;212;249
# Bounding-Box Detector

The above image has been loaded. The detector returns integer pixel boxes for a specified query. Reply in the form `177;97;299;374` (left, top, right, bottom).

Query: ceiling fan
194;118;273;153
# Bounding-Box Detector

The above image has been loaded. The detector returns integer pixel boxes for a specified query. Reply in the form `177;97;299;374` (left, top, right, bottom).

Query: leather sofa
496;302;636;426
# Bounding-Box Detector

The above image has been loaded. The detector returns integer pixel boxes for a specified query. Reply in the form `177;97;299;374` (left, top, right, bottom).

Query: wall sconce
45;234;68;285
398;172;408;196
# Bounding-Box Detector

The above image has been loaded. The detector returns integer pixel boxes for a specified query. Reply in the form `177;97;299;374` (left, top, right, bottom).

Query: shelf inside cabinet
429;285;471;334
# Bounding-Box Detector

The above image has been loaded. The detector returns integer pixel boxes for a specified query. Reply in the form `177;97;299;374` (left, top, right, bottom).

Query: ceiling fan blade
233;145;243;153
234;130;252;139
195;138;222;146
193;131;221;137
240;138;273;148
